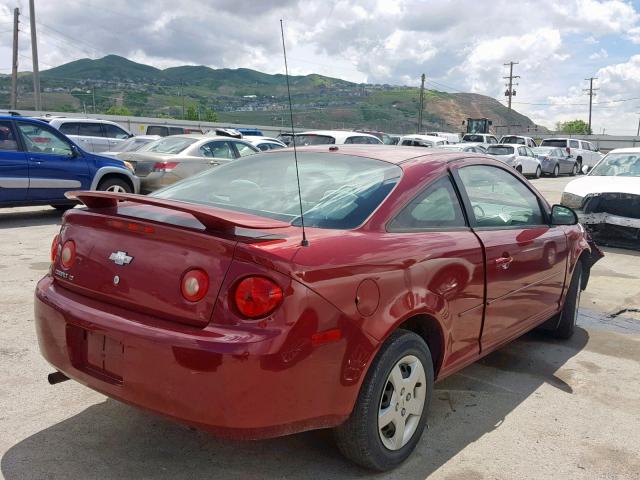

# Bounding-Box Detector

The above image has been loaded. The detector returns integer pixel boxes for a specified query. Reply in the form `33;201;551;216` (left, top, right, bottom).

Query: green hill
3;55;545;134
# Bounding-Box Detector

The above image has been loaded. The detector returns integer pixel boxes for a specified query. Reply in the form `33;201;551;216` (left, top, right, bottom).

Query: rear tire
97;177;132;193
534;166;542;179
334;330;434;471
552;164;560;177
552;260;582;339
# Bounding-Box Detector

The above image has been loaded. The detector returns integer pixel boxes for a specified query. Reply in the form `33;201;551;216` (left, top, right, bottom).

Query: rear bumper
138;172;181;194
34;276;359;439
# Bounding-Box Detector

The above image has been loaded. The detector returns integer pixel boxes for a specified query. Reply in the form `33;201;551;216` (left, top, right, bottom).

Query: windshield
153;152;401;230
113;137;152;153
463;134;484;142
590;153;640;177
487;146;514;155
138;137;197;154
295;134;335;146
501;136;525;145
541;139;567;148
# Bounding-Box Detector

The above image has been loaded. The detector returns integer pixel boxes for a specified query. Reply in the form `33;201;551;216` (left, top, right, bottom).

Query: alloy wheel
378;355;426;451
106;184;127;193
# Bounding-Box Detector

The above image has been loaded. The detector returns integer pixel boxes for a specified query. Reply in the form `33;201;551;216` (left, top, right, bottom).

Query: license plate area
66;324;124;385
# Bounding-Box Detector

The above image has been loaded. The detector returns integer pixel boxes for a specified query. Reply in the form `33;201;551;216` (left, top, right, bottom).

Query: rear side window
169;127;184;135
458;165;544;228
234;142;258;157
200;141;234;159
0;121;19;151
77;123;104;137
58;123;79;136
388;177;466;231
541;139;567;148
146;126;167;136
569;140;579;148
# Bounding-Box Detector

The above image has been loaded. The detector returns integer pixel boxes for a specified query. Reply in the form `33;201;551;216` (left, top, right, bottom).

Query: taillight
60;240;76;269
234;276;283;319
181;269;209;302
153;161;179;172
566;147;570;154
51;234;60;263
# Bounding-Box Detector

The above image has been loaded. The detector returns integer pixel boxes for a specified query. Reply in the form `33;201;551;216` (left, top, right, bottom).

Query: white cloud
589;48;609;60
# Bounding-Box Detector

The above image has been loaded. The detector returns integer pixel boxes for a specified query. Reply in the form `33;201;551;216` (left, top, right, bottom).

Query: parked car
46;118;133;153
37;145;602;471
499;135;538;147
236;128;263;136
462;133;499;145
145;125;204;136
531;147;578;177
436;143;486;153
539;138;603;171
276;132;298;146
398;134;447;147
99;135;161;159
355;130;397;145
561;147;640;248
295;130;383;145
0;116;139;209
243;136;287;151
118;135;259;193
486;144;542;178
425;131;461;143
385;134;401;145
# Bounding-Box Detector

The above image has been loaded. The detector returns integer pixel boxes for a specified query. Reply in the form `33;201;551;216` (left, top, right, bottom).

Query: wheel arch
96;172;134;192
90;166;138;192
391;314;445;378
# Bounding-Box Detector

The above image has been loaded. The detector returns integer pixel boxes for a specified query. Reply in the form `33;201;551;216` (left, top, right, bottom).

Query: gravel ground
1;176;639;480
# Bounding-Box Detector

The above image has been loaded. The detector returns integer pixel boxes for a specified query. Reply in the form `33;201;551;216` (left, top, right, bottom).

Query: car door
557;149;573;173
0;120;29;203
453;163;568;352
79;123;110;152
199;140;236;169
16;121;91;202
386;175;485;374
103;123;132;151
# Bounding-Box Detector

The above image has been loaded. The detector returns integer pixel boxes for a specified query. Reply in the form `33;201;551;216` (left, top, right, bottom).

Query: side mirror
581;165;590;174
551;204;578;226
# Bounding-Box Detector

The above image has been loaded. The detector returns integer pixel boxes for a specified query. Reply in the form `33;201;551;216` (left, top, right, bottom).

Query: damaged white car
561;147;640;247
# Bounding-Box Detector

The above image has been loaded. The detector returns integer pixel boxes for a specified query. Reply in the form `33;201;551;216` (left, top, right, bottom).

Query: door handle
495;255;513;270
29;158;43;165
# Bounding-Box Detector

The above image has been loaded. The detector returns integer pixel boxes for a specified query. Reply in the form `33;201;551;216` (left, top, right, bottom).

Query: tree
105;106;132;116
185;105;198;121
557;119;591;135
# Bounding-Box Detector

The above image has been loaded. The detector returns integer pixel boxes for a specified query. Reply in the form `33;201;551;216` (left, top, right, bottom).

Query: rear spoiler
65;191;290;231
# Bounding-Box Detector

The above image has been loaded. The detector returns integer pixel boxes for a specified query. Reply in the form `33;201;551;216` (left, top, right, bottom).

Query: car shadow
0;328;589;480
0;208;64;229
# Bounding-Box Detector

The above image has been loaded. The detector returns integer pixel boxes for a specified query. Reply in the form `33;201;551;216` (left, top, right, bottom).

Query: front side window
234;142;259;157
388;177;466;231
458;165;544;228
103;124;130;139
17;122;73;156
0;121;19;152
200;141;234;159
153;152;401;230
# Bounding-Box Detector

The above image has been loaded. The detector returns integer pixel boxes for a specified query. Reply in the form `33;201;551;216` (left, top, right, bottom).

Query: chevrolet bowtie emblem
109;251;133;266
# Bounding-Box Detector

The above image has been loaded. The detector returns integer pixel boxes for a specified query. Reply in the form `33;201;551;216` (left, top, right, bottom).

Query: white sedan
486;144;542;178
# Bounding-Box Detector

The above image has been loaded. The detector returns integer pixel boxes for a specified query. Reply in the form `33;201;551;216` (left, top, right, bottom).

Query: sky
0;0;639;134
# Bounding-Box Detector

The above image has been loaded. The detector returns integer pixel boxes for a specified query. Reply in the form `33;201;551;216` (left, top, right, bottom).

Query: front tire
552;164;560;177
552;260;582;339
51;204;74;212
97;177;132;193
334;330;434;471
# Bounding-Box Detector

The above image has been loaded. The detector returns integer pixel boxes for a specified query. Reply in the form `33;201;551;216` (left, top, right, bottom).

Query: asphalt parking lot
1;176;639;480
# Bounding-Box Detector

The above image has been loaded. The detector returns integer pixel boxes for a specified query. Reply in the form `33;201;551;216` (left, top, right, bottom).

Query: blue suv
0;115;139;211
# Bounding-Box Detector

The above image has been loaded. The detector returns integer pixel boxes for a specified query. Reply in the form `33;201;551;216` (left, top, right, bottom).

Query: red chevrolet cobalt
35;145;602;470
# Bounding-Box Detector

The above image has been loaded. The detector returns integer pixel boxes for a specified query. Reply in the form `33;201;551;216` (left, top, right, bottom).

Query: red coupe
35;145;602;471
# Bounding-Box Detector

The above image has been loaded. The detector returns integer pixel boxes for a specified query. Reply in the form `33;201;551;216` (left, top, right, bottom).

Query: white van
47;118;133;153
425;132;460;144
398;134;448;147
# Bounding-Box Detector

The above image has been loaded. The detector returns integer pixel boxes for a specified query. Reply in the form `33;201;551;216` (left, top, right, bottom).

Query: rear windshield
501;136;525;145
138;137;197;154
487;146;514;155
153;152;402;230
532;147;555;155
463;134;484;142
541;139;567;148
295;134;335;146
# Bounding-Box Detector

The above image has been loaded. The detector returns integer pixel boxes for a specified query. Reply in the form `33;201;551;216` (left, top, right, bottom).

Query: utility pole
10;8;19;109
180;79;185;119
583;77;598;135
503;61;520;110
91;84;96;113
636;112;640;137
29;0;42;111
417;73;425;133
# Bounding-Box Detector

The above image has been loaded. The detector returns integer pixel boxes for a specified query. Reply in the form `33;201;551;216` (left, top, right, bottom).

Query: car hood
564;175;640;197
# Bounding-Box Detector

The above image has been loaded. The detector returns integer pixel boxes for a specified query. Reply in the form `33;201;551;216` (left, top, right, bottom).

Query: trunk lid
54;191;290;327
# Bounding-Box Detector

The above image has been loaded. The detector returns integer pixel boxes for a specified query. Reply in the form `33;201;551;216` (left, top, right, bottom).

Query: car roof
299;130;380;141
279;144;479;165
607;147;640;154
399;134;445;142
0;115;49;126
49;117;122;126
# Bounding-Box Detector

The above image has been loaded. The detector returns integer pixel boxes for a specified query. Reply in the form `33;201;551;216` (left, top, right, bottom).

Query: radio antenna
280;19;308;247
